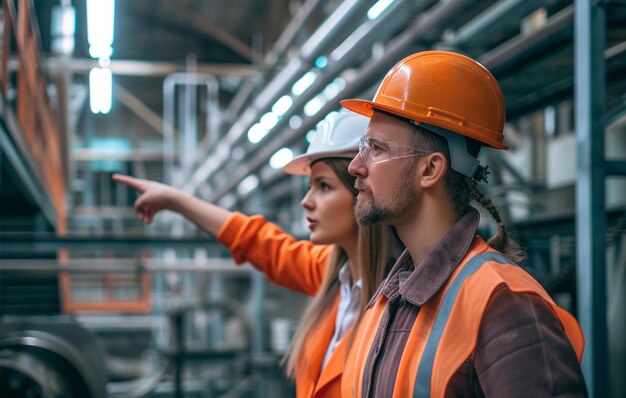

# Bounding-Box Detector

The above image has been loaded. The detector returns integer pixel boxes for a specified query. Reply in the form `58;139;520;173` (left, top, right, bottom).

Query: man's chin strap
419;123;488;182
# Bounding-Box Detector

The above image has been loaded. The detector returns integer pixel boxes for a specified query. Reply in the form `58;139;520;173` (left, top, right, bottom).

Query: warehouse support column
574;0;609;396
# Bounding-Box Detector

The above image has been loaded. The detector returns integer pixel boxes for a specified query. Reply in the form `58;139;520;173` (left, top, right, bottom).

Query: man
340;51;587;397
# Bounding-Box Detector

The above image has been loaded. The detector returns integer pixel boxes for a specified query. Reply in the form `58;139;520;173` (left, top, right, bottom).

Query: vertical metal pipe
250;271;265;398
574;0;609;396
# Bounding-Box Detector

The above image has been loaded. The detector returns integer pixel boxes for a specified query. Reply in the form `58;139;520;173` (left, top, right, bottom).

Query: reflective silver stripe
413;252;511;397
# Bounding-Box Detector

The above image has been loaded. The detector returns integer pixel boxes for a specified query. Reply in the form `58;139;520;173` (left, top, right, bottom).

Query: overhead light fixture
291;70;317;96
89;67;112;114
303;95;325;117
87;0;115;59
315;56;328;69
367;0;394;20
289;115;303;129
87;0;115;114
323;77;346;100
271;95;293;116
237;175;259;196
269;148;294;169
306;129;316;143
248;123;269;144
51;5;76;55
260;112;279;130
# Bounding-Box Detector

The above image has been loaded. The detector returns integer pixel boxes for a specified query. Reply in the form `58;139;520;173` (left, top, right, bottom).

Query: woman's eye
320;182;331;191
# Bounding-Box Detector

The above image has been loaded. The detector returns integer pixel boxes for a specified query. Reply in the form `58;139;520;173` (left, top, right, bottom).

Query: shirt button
398;298;406;307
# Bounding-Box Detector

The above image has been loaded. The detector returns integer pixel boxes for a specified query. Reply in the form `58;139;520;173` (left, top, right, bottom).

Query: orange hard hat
341;51;508;150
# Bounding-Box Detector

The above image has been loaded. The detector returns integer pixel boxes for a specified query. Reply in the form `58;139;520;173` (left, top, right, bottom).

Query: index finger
112;173;146;192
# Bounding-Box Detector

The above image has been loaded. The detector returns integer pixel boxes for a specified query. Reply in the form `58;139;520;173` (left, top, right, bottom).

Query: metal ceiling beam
37;58;255;77
113;82;169;136
0;258;252;274
0;234;221;252
224;0;327;125
184;0;376;193
201;0;481;202
157;2;261;63
478;5;574;74
443;0;549;50
72;148;164;162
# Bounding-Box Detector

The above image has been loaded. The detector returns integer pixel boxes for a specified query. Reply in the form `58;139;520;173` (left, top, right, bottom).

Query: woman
112;110;403;398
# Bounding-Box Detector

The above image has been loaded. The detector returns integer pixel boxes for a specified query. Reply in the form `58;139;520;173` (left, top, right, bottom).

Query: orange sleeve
216;212;332;296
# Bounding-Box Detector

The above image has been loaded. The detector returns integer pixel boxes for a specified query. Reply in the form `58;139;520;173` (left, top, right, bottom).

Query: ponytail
465;178;525;263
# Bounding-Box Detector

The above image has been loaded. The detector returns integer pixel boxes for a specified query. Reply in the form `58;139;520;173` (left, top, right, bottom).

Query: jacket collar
380;208;480;306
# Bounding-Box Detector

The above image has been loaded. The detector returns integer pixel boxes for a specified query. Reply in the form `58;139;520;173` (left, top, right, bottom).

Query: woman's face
301;161;358;246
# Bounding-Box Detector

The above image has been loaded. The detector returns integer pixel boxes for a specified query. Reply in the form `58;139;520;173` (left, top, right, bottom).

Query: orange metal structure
1;0;151;314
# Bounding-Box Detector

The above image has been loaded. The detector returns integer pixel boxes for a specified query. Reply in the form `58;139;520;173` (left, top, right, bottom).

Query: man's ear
418;152;448;188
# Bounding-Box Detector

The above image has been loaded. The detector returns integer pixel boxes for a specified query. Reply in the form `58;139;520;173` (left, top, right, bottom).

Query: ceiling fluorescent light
291;70;317;96
269;148;294;169
271;95;293;116
89;67;112;114
248;123;268;144
260;112;279;130
367;0;394;20
87;0;115;59
237;175;259;196
303;95;325;117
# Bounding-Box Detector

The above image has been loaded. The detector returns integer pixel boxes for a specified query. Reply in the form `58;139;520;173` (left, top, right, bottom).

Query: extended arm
112;174;331;294
112;173;231;236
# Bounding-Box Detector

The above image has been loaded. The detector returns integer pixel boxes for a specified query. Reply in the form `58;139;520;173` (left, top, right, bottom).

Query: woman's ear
418;152;448;188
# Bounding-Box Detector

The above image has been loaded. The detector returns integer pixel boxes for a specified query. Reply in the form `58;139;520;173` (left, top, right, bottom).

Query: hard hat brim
341;99;509;150
283;150;358;176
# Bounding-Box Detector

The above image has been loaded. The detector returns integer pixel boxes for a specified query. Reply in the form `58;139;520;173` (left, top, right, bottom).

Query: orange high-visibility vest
343;240;584;398
218;212;346;397
296;294;351;398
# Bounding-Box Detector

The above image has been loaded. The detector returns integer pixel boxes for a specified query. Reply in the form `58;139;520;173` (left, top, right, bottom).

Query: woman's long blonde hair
283;158;403;378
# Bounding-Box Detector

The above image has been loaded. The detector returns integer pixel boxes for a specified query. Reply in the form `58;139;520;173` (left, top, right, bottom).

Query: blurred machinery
0;319;108;398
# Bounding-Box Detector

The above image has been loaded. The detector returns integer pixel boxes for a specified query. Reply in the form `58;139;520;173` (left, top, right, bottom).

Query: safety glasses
358;136;432;165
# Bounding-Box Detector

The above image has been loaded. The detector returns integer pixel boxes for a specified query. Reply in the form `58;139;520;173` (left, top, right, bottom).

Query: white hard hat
283;110;369;175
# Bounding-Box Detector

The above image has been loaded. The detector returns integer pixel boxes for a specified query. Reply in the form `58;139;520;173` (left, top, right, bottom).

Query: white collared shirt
321;262;362;368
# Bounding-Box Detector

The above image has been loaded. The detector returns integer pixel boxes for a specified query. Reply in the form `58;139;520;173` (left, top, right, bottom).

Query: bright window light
291;70;317;96
367;0;394;20
303;95;325;117
89;67;112;114
237;175;259;196
87;0;115;59
248;123;268;144
269;147;294;169
271;95;293;116
260;112;279;130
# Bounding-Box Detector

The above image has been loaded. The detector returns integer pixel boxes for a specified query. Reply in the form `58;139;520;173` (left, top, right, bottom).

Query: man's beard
354;182;415;225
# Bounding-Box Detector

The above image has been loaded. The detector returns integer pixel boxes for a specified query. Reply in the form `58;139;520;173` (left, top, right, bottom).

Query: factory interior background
0;0;625;397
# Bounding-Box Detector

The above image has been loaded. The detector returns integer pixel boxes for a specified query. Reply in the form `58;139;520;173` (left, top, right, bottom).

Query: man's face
348;111;419;225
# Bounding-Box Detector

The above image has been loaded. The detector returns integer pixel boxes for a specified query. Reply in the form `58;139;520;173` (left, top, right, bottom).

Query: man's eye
369;143;384;152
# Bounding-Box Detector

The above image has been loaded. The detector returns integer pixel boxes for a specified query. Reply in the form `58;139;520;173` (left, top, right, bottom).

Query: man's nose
348;154;366;177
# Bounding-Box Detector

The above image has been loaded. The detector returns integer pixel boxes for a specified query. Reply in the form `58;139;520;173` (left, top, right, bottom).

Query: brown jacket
342;210;587;397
